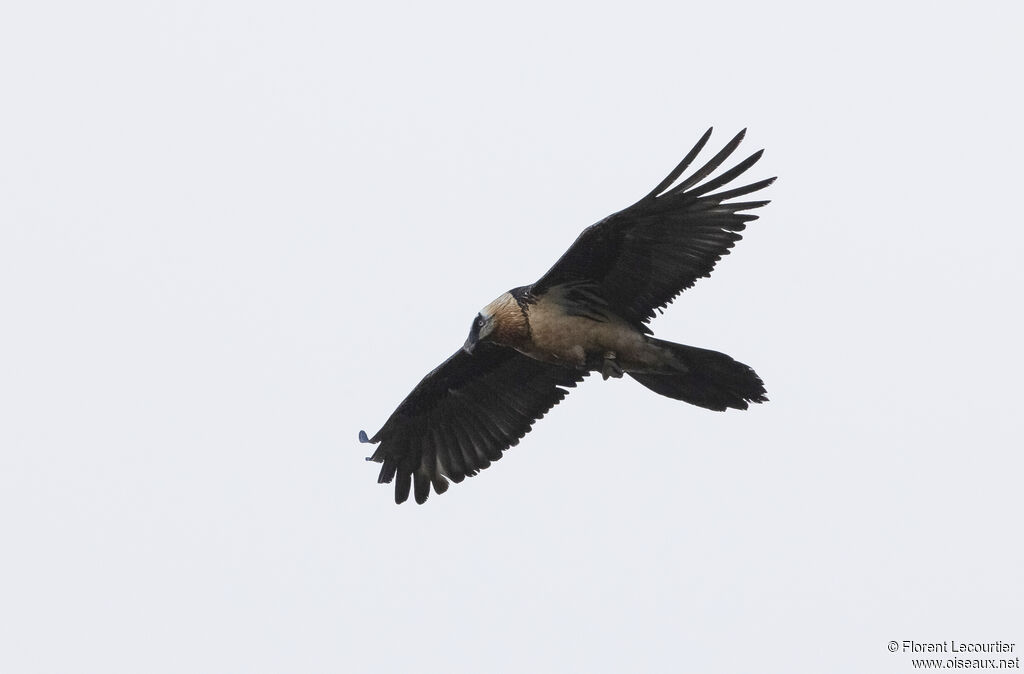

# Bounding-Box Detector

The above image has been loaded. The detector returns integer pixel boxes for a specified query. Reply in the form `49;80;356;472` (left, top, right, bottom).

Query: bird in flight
360;128;774;504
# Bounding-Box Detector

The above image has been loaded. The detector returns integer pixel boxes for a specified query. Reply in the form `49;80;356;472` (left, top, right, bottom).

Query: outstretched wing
361;343;586;504
532;128;774;332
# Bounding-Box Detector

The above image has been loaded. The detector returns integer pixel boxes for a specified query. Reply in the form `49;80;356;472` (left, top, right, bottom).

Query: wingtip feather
413;471;431;505
639;127;716;203
395;470;411;504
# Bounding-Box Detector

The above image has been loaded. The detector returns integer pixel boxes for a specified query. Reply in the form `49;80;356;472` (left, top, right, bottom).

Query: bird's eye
475;317;484;328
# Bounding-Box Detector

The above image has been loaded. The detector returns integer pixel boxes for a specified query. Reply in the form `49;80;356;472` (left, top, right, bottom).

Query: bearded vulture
360;128;774;504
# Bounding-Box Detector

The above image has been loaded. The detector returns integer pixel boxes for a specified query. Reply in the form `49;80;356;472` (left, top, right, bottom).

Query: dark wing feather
532;129;775;332
361;343;586;504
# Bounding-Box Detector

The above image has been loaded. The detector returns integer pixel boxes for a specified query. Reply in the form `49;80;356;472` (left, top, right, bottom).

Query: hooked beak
462;334;477;355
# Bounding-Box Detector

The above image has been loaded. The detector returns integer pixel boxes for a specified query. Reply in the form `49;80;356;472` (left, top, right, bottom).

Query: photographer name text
901;641;1016;654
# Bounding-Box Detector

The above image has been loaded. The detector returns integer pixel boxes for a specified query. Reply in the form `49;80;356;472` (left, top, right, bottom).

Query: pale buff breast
522;296;654;368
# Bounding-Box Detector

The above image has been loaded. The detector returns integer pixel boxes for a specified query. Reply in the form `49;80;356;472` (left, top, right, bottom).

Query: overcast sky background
2;2;1022;673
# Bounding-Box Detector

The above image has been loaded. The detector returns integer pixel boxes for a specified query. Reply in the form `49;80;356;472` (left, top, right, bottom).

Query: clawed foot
601;351;623;380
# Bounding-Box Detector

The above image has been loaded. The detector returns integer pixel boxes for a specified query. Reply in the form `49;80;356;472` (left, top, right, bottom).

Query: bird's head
464;291;528;354
463;311;495;354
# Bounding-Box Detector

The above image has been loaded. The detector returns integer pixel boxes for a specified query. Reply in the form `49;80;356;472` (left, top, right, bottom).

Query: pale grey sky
1;1;1021;673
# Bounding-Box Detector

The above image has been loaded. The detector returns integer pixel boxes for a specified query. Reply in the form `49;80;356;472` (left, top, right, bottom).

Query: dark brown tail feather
628;339;767;411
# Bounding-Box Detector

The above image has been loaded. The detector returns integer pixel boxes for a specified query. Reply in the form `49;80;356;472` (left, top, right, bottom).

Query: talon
359;430;371;443
601;351;623;380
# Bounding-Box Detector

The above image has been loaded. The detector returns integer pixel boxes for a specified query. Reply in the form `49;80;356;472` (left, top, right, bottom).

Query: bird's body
480;287;665;374
361;129;775;504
